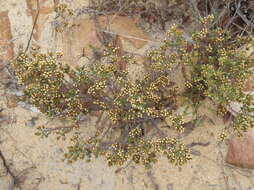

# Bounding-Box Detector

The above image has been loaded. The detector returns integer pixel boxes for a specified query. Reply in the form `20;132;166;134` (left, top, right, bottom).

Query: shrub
12;15;253;168
148;15;254;137
53;1;188;31
12;44;190;168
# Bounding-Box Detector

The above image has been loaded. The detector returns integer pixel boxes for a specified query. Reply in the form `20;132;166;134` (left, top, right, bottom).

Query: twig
225;1;241;31
236;9;254;27
188;0;202;23
100;30;159;44
210;2;230;28
25;0;40;52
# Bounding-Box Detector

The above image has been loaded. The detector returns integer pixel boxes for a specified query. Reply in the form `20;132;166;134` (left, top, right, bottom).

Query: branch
236;9;254;27
25;0;40;52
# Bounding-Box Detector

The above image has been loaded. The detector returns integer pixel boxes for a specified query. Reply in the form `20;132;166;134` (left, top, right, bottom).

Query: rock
59;15;150;66
60;17;102;66
226;128;254;168
18;102;41;113
99;16;150;49
26;0;59;51
227;91;254;117
227;102;243;117
0;11;14;60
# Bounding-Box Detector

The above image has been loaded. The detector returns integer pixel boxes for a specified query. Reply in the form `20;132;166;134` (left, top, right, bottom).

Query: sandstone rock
60;17;102;65
0;11;14;60
60;15;150;66
26;0;59;50
226;128;254;168
99;16;150;49
24;0;151;68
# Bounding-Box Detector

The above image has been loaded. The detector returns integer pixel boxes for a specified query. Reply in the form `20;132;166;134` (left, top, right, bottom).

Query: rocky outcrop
0;11;14;61
226;128;254;168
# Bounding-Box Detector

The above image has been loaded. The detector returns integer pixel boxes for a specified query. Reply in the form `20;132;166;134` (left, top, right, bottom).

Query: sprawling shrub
148;15;254;137
12;15;253;168
12;43;191;167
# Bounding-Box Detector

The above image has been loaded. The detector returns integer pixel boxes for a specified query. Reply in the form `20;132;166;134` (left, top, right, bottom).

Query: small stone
226;128;254;168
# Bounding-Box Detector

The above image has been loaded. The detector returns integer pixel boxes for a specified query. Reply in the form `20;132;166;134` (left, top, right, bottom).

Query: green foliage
12;15;254;168
66;128;191;168
12;43;189;167
148;15;254;137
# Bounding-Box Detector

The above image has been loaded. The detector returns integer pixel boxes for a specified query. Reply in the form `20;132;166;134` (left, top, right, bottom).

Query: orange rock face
24;1;150;67
226;129;254;168
60;15;150;65
98;16;150;49
0;11;14;61
26;0;59;49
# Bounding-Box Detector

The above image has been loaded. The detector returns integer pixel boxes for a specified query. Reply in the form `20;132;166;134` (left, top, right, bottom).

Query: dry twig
25;0;40;52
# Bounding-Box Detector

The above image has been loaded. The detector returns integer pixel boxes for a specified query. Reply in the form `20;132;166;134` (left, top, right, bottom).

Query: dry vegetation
8;0;254;169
